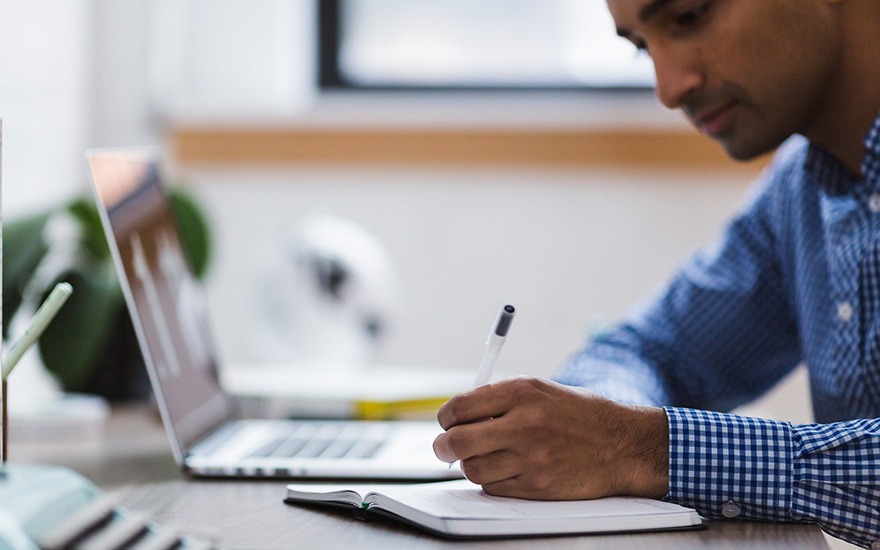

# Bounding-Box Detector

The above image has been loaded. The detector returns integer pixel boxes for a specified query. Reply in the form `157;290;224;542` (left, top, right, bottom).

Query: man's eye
676;2;711;26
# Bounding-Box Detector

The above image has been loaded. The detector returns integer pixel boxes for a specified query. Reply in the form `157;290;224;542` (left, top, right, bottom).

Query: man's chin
716;135;781;162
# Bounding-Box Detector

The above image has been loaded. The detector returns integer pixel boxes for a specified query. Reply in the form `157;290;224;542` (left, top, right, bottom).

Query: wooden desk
14;405;828;550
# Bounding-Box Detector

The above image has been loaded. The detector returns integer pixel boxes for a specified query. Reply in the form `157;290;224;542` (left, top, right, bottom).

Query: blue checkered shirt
556;114;880;548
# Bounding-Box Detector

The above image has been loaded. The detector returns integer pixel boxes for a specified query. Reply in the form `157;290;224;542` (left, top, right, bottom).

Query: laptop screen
87;150;234;458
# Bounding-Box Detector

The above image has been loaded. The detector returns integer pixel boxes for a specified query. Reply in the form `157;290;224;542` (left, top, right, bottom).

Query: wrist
617;405;670;498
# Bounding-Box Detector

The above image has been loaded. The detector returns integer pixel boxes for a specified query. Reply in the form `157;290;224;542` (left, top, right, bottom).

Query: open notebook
86;149;461;480
285;479;703;539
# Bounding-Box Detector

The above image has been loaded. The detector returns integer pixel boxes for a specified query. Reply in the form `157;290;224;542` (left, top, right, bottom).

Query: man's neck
800;1;880;176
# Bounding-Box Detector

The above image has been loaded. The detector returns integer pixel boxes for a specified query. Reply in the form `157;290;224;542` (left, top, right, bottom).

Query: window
319;0;654;90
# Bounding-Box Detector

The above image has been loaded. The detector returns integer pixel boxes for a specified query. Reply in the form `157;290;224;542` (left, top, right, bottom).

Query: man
432;1;880;547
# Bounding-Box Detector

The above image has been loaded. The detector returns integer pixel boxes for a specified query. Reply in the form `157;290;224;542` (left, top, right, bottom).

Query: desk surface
13;405;828;550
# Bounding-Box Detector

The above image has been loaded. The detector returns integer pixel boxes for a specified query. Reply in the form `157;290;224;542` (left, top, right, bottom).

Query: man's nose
651;46;703;109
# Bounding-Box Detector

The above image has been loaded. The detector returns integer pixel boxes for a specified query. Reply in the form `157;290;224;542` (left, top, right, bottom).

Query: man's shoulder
767;135;811;183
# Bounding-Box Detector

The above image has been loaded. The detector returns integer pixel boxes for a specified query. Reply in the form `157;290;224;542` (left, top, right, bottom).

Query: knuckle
508;376;544;399
510;375;532;392
531;447;554;470
437;397;462;429
460;458;484;483
443;428;472;459
518;408;551;435
525;471;554;494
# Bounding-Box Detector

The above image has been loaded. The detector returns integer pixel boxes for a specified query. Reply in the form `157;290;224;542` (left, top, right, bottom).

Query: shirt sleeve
665;407;880;548
556;164;802;411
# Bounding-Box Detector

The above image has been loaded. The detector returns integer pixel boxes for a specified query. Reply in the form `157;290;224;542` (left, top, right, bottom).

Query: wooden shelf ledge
171;126;768;172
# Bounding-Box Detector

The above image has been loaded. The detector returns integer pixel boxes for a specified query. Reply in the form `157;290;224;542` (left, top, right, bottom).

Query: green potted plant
2;189;211;401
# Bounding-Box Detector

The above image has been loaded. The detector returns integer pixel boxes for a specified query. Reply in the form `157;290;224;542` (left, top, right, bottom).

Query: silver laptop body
86;149;461;480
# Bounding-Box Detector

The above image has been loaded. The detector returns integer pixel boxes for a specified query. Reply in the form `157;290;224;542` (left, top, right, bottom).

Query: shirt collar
861;111;880;184
805;110;880;196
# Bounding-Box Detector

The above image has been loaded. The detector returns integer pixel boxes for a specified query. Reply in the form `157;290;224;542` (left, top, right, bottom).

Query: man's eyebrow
639;0;674;23
615;0;674;39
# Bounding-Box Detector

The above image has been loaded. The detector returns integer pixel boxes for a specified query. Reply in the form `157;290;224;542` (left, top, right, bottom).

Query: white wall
184;165;752;374
87;0;161;149
183;163;815;427
0;0;91;217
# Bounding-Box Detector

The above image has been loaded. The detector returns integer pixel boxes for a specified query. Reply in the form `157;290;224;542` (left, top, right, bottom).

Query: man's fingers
437;378;535;430
432;432;456;463
459;450;520;486
432;419;496;462
479;476;533;499
437;385;507;430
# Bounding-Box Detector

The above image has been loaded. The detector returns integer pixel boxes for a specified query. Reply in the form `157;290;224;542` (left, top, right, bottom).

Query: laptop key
295;438;334;458
248;437;286;458
270;437;309;458
347;440;384;459
320;438;358;458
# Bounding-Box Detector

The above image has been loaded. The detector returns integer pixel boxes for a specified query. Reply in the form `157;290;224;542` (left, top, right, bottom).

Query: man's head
606;0;848;161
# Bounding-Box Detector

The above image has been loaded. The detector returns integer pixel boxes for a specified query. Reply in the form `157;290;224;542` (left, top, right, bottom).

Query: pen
449;304;515;470
1;282;73;467
473;304;515;387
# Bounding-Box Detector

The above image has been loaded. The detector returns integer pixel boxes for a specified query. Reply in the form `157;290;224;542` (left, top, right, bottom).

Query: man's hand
433;376;669;500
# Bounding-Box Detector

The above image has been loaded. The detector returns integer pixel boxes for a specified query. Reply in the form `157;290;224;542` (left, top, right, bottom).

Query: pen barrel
473;340;503;387
473;304;514;388
485;333;505;348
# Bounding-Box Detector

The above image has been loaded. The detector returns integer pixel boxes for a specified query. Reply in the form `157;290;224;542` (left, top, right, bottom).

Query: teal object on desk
0;464;218;549
0;464;97;549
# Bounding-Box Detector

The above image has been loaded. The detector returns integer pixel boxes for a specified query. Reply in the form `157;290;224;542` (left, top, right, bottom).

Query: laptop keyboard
248;422;387;460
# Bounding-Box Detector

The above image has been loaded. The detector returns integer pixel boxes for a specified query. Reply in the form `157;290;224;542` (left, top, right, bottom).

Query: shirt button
871;540;880;550
869;193;880;213
721;500;741;518
837;302;854;322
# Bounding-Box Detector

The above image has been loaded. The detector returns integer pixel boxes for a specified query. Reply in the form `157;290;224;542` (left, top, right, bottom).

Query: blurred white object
249;215;397;370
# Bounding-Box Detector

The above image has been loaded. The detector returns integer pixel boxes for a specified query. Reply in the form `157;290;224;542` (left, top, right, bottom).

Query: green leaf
2;212;51;339
66;197;111;261
169;188;212;279
38;264;123;389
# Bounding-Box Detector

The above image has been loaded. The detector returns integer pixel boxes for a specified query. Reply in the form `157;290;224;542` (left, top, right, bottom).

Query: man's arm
556;149;807;412
435;142;880;546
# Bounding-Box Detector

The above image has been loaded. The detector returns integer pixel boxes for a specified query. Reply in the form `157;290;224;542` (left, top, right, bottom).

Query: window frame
317;0;654;93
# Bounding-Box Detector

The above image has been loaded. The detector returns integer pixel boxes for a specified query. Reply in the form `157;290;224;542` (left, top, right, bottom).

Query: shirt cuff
664;407;794;521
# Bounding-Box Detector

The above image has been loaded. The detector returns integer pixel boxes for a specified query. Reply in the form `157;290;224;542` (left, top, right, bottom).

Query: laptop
86;149;462;480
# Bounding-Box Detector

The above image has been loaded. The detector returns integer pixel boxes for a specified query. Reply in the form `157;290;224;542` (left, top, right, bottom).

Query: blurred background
0;0;810;425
